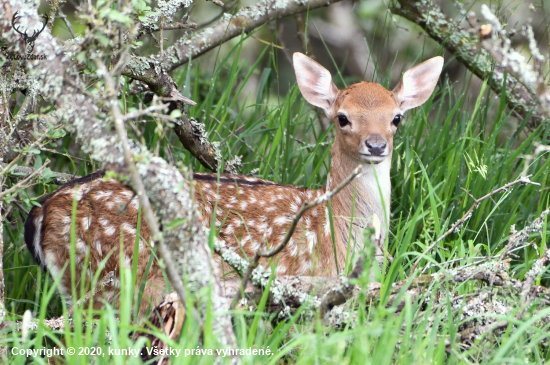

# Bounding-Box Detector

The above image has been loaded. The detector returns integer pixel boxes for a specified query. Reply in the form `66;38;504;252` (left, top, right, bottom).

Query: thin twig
410;176;540;274
122;104;169;121
488;208;550;296
68;271;115;316
0;159;50;199
231;165;363;309
421;242;534;275
264;165;362;258
0;133;51;178
57;8;76;38
160;22;197;30
0;163;77;185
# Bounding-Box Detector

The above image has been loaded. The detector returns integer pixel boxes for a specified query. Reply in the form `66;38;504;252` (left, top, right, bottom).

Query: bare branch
391;0;548;129
160;22;197;31
120;55;196;106
134;0;345;73
411;175;540;274
122;104;169;121
0;159;50;199
489;208;550;294
0;164;74;185
172;115;238;173
478;5;550;115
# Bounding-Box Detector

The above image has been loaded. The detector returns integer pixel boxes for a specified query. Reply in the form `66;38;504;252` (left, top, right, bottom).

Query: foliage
2;0;550;364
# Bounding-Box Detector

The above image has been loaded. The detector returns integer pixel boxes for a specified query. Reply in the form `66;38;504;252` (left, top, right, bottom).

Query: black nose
365;135;387;156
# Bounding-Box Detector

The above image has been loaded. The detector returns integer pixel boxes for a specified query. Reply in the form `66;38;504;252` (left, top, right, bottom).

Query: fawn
24;53;443;316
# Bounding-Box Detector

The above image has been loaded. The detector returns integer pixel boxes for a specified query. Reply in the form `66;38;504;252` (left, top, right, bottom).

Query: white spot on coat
76;239;88;254
82;216;91;231
324;208;331;235
94;190;113;200
275;216;289;225
104;225;116;236
306;230;317;252
94;239;102;255
258;222;267;233
122;222;136;236
121;190;133;199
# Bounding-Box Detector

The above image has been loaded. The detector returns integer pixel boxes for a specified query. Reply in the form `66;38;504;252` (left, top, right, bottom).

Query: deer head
293;52;443;166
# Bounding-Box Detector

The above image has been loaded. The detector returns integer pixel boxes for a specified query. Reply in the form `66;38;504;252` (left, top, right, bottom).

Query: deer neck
326;141;391;259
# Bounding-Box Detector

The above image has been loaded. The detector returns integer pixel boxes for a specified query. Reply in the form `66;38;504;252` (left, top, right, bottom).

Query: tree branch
0;0;238;349
391;0;548;129
131;0;345;73
411;175;540;274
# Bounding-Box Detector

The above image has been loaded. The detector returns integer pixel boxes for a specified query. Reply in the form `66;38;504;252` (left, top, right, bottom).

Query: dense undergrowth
3;7;550;365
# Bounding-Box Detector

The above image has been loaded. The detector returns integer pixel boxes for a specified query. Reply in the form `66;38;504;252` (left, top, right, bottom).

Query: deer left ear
392;56;444;111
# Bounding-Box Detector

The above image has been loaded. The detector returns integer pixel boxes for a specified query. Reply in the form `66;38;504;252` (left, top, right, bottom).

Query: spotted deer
24;53;443;316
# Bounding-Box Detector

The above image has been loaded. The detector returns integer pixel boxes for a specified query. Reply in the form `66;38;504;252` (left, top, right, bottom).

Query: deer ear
392;56;444;111
293;52;339;116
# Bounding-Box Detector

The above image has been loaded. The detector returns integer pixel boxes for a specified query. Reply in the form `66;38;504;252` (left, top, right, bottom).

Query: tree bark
391;0;547;129
0;0;237;349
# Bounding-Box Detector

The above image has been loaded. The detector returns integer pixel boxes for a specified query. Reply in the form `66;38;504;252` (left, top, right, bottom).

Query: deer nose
364;135;387;156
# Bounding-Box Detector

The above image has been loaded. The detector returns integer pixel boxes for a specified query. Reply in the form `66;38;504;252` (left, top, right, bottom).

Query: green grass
3;9;550;365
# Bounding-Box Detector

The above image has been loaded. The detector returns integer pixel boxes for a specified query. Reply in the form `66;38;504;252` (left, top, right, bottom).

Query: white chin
360;155;386;164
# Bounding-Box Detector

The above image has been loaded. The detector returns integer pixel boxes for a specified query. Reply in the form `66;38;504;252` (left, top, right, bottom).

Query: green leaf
108;10;131;24
169;109;182;118
76;52;86;64
97;35;110;47
41;168;56;183
34;155;42;168
28;148;41;155
99;8;111;19
51;129;66;139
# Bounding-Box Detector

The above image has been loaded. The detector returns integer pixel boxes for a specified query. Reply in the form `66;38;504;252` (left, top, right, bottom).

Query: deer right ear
392;56;444;111
293;53;339;116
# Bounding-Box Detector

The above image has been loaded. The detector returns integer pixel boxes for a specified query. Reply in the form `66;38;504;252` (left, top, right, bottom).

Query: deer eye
392;114;402;127
337;115;350;128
